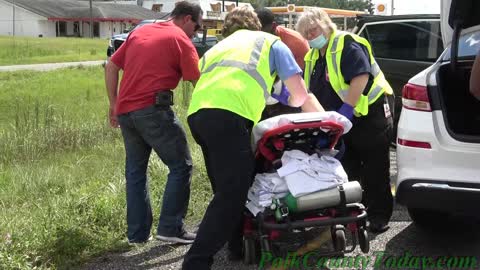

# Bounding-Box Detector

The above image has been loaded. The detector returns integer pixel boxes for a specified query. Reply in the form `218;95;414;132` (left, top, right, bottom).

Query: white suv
396;0;480;227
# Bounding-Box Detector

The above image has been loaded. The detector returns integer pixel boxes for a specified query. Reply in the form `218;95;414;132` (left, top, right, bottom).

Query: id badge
383;102;392;118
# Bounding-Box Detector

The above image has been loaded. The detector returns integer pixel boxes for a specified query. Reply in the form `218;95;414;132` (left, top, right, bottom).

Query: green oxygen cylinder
284;193;298;212
283;181;363;213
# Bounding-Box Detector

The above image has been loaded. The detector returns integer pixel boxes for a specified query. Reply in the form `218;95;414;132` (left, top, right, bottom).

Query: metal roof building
0;0;168;38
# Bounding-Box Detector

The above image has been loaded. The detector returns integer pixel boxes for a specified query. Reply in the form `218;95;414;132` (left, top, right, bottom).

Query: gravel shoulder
80;150;401;270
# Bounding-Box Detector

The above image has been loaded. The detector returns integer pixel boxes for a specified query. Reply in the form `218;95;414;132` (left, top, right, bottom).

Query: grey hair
295;7;337;39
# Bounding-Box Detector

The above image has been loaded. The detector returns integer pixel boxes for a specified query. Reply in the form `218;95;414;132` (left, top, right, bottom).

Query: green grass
0;67;211;269
0;36;108;66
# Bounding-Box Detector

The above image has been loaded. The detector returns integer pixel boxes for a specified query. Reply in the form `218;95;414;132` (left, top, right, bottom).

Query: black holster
155;90;173;106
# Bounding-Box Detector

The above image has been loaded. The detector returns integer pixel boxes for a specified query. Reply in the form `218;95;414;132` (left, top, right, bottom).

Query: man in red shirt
255;7;309;70
104;1;202;245
256;7;310;119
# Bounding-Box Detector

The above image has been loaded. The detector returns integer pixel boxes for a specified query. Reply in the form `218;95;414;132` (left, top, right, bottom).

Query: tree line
247;0;374;14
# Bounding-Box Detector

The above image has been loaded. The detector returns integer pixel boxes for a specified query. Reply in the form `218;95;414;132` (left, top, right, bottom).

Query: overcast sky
371;0;440;15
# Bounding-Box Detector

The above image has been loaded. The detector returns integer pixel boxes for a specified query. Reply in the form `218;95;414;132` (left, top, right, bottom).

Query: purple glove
316;135;330;149
337;103;354;120
271;83;290;106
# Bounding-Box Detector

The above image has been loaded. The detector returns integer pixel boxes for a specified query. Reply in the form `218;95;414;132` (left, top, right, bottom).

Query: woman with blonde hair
182;6;323;270
296;7;394;233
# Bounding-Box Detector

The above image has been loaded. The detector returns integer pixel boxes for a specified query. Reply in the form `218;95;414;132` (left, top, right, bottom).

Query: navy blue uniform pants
183;109;254;270
341;95;394;225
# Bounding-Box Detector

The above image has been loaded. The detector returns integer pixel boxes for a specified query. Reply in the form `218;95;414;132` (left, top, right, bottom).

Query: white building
99;0;252;20
0;0;167;38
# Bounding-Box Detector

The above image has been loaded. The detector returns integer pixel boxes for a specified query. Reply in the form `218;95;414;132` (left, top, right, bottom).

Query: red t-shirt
111;21;200;115
275;26;310;70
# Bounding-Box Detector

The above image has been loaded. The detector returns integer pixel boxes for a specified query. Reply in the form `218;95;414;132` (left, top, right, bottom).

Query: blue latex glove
271;83;290;106
316;136;330;149
337;103;354;120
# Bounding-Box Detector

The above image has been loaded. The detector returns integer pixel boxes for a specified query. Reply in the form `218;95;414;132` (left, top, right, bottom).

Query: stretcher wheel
332;226;346;252
261;237;272;253
358;228;369;253
243;237;257;265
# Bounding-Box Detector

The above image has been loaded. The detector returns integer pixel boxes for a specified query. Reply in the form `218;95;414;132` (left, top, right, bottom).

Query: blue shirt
264;40;303;105
269;40;302;80
309;36;372;111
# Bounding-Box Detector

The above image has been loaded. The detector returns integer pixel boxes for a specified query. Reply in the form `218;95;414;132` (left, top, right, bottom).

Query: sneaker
155;230;196;244
128;236;153;246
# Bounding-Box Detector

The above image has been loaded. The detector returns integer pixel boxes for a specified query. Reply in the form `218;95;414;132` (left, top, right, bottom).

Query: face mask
308;34;328;49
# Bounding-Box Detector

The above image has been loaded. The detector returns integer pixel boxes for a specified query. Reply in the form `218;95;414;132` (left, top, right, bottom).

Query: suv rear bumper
396;179;480;216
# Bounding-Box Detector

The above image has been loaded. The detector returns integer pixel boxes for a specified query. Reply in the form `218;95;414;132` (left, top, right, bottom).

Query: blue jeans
117;105;193;242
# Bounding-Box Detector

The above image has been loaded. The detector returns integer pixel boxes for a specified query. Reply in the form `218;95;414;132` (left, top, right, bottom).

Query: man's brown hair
171;1;203;23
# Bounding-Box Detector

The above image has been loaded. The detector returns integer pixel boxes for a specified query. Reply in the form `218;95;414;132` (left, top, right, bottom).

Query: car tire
407;207;450;229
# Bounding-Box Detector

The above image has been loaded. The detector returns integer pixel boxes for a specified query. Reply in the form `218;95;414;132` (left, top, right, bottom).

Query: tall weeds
0;97;117;165
0;36;107;65
0;67;210;269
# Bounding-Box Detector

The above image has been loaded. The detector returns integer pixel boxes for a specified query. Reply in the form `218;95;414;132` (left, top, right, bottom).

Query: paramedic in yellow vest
297;8;394;234
182;7;324;270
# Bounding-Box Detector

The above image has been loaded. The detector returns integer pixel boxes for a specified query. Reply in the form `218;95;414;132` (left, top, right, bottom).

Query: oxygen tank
284;181;363;212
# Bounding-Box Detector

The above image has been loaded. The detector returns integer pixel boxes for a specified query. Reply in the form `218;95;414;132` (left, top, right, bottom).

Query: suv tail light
397;139;432;149
402;83;431;112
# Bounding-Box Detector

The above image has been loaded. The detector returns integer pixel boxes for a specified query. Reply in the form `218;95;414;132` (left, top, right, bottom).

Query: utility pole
89;0;93;38
12;0;15;36
391;0;395;15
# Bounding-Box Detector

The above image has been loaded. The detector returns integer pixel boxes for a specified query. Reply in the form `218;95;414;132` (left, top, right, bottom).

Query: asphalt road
80;151;480;270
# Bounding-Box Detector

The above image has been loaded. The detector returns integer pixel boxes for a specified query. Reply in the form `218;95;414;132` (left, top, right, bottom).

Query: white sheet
246;172;289;215
278;150;348;197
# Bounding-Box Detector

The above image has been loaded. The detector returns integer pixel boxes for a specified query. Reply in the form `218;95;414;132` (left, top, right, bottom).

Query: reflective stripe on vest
188;30;278;124
201;36;270;100
304;31;392;116
332;32;393;115
330;36;382;79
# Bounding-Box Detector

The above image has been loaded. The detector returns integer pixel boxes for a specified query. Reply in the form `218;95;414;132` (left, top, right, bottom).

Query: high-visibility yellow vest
304;31;393;117
188;30;279;124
